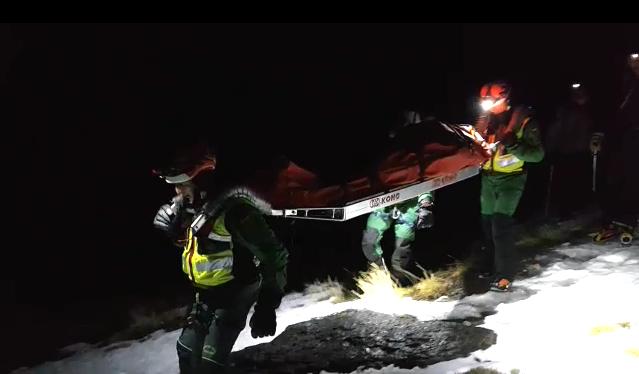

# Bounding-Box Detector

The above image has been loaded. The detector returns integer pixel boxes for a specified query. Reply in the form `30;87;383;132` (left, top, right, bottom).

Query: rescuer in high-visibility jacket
475;81;544;292
153;143;288;373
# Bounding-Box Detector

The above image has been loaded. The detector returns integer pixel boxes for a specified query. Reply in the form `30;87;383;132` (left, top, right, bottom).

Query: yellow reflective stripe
483;155;524;173
194;257;234;273
192;249;234;273
496;154;522;167
207;232;231;242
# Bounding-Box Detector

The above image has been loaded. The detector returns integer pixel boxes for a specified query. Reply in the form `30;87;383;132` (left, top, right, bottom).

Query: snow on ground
14;241;639;374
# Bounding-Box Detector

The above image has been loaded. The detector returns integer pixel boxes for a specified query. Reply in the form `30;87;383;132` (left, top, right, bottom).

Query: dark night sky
2;23;637;370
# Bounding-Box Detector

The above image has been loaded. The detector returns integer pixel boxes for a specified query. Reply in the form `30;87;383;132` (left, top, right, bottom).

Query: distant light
631;53;639;60
572;83;581;89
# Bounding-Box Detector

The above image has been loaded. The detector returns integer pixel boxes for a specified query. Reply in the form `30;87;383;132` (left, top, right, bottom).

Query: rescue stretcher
246;122;489;222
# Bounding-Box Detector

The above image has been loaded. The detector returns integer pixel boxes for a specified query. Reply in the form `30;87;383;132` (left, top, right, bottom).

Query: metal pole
545;164;554;217
592;152;598;192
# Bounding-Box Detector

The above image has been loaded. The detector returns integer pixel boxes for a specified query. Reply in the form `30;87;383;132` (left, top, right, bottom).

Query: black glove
416;207;434;229
416;193;434;230
256;282;283;308
249;305;276;338
153;204;176;232
153;197;189;241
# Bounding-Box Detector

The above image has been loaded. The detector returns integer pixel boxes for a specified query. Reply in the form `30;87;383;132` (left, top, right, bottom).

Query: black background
2;23;637;371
